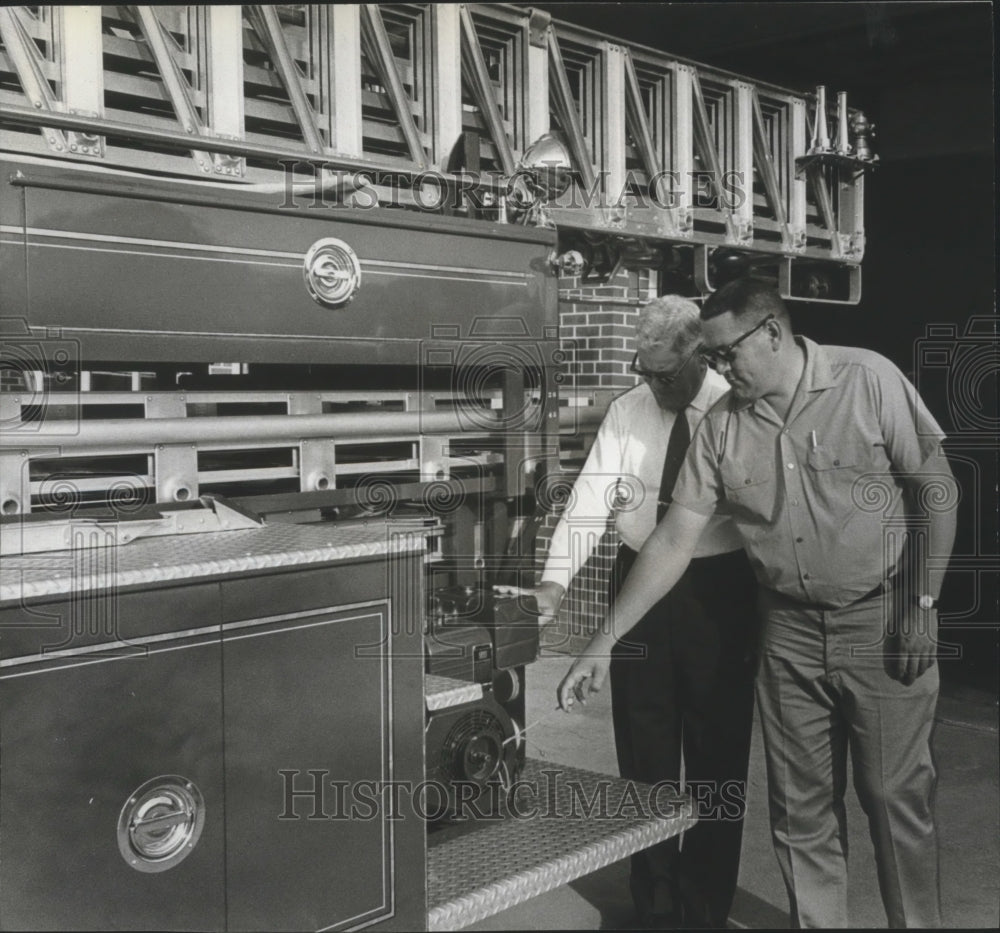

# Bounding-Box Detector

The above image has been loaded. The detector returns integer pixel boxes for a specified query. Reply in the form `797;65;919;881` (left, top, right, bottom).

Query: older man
515;296;758;929
559;279;957;928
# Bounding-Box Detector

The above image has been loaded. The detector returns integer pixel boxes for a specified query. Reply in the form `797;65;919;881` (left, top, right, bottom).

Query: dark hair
701;278;787;322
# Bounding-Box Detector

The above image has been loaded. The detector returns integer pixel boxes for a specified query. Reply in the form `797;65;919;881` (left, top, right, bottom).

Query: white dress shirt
541;369;743;589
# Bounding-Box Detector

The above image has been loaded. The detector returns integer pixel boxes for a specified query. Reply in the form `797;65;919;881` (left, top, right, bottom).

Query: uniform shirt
672;337;946;608
541;369;743;590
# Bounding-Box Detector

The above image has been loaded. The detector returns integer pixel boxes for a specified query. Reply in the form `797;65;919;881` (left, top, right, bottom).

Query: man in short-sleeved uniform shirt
673;338;946;927
558;279;956;929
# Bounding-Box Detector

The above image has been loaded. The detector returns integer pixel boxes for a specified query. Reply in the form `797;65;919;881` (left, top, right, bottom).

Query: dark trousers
609;545;759;927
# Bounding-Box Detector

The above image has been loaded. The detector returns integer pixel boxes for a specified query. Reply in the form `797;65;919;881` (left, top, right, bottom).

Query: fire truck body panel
0;534;427;932
3;157;556;365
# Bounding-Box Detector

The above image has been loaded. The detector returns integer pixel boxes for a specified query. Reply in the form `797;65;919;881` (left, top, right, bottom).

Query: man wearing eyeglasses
558;278;957;929
506;296;759;929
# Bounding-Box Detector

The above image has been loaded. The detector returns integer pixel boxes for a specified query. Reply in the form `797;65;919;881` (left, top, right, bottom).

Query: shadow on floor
728;888;791;930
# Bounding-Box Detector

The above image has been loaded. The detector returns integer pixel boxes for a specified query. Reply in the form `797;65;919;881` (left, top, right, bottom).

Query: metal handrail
0;406;602;451
0;410;483;450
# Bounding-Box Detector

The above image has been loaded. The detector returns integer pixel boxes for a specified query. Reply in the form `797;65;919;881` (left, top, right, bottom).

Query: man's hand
492;581;565;625
557;639;612;711
887;598;938;686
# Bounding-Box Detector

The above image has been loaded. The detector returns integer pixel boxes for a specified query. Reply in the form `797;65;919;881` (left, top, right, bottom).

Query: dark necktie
657;408;691;522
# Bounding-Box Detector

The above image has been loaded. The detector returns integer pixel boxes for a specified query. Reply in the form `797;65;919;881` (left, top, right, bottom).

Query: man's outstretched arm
557;502;711;710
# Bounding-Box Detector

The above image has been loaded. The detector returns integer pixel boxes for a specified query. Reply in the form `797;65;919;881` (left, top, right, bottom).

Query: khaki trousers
756;588;941;928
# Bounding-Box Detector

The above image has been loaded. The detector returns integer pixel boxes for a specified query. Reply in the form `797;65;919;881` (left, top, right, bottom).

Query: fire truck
0;5;873;930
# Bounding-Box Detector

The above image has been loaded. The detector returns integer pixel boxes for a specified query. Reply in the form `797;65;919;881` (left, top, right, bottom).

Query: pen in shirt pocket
810;430;818;449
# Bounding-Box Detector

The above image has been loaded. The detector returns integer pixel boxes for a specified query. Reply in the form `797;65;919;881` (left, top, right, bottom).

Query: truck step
427;758;694;931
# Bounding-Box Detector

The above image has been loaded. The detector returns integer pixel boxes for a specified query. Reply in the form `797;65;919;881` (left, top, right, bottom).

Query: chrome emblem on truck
117;776;206;873
303;237;362;308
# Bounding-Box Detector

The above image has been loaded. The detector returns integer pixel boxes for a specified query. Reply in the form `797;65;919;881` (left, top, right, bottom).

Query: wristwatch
917;594;939;610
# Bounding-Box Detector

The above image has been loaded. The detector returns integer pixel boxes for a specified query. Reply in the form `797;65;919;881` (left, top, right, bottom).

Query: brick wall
537;268;657;655
558;273;653;392
0;368;26;391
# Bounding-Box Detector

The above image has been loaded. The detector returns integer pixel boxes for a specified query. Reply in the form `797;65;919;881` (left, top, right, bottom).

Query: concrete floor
468;655;999;930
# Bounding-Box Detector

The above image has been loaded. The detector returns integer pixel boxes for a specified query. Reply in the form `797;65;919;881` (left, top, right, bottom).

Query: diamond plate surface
0;522;429;604
427;759;695;931
425;674;484;711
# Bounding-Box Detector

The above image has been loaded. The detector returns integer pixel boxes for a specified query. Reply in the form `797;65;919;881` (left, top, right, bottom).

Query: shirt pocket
805;444;878;517
805;447;858;472
721;461;776;523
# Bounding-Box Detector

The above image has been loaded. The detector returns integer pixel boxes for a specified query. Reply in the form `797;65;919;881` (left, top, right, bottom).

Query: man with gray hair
509;296;759;928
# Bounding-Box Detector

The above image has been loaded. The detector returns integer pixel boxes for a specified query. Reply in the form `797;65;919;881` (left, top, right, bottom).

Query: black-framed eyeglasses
630;343;700;387
698;314;775;370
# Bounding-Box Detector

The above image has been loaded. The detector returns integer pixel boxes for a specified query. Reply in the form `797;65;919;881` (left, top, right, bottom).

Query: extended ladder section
0;4;873;301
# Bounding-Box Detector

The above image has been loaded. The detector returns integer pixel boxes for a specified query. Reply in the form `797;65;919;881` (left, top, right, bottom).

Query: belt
854;578;891;603
763;578;891;610
617;543;742;564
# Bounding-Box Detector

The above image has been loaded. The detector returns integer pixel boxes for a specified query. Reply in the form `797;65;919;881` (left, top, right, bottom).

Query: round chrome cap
117;776;205;873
